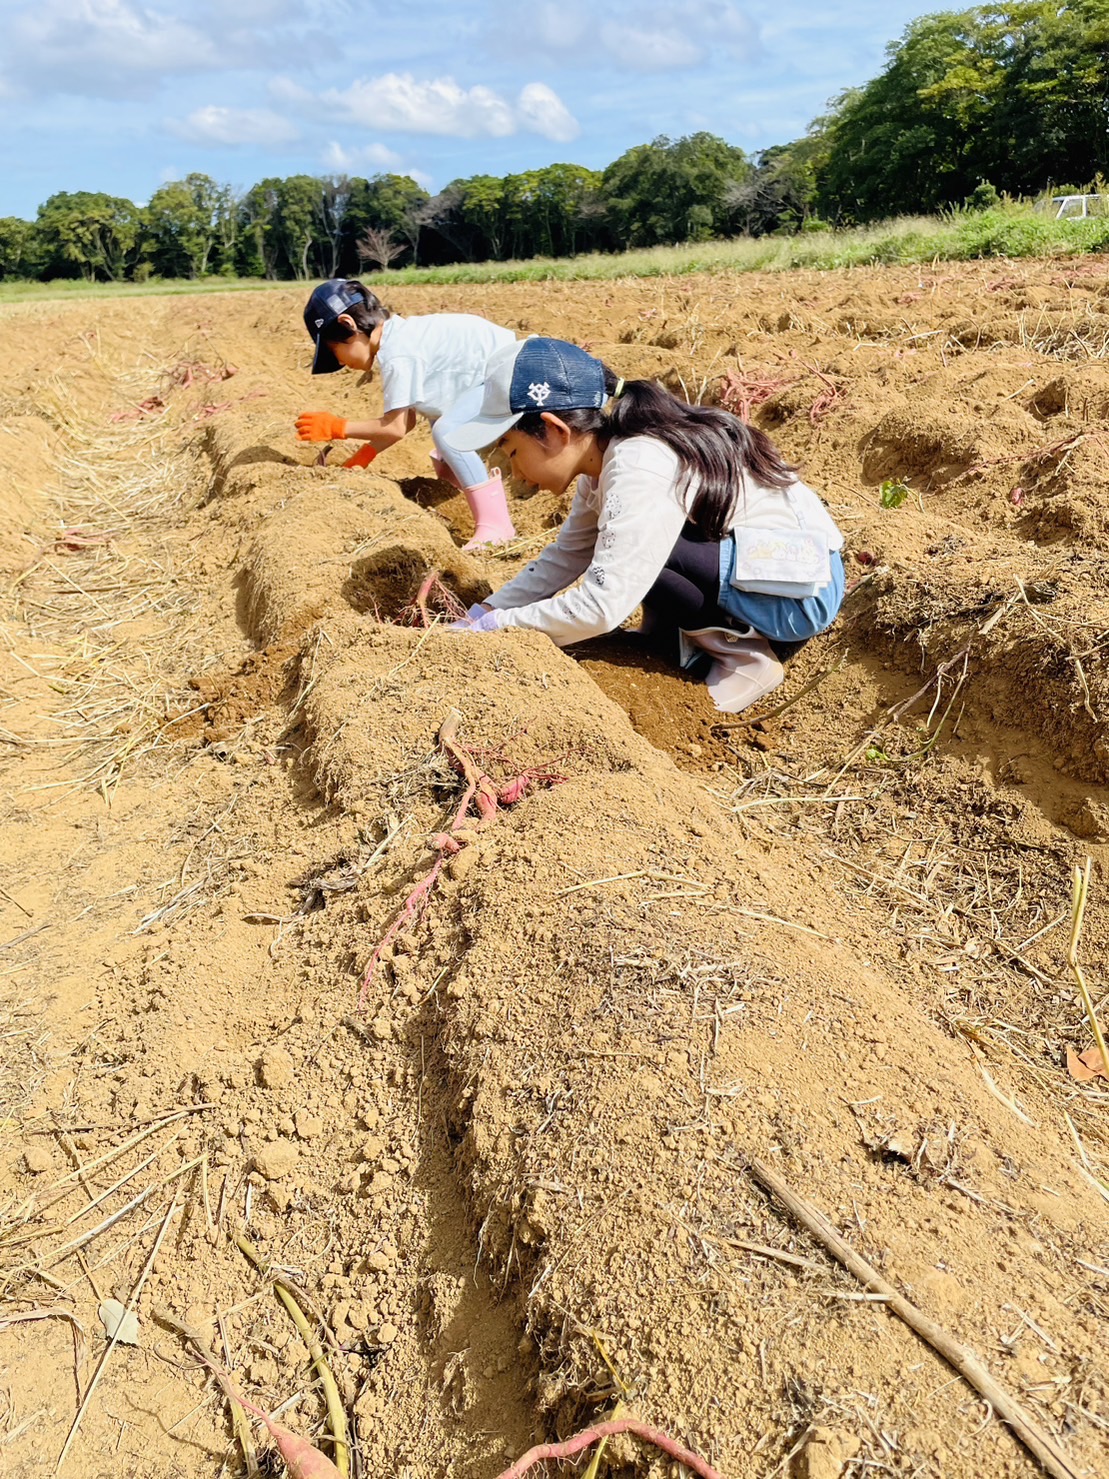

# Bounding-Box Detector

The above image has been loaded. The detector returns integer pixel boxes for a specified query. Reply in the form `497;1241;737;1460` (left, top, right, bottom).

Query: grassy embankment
2;203;1107;303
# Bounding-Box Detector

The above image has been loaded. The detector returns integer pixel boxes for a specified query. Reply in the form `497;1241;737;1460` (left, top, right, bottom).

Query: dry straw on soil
4;357;210;799
717;682;1109;1202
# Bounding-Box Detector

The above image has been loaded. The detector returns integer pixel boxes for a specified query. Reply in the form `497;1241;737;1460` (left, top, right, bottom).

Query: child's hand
296;411;348;443
449;605;501;633
341;445;378;469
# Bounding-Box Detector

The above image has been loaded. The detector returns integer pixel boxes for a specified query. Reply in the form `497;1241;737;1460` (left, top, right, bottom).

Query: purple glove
448;607;503;634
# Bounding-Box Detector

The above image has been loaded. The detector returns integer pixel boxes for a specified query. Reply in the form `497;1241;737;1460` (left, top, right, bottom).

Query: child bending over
296;279;517;549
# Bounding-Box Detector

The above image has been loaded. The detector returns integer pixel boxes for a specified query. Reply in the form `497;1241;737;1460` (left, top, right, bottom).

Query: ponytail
514;367;795;540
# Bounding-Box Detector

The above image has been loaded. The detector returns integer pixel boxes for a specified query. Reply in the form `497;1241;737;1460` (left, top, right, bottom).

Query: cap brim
311;338;342;375
446;410;523;453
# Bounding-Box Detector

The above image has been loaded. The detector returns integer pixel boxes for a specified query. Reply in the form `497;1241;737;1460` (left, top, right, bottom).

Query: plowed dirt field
1;261;1108;1479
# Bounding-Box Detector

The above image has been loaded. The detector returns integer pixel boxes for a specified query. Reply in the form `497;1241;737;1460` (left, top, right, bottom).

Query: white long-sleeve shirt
485;435;843;646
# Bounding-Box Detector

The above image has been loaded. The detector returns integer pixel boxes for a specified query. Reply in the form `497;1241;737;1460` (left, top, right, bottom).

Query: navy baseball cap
304;279;365;374
448;337;607;450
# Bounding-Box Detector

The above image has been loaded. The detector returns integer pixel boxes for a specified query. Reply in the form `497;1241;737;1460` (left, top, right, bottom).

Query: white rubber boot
678;625;785;713
461;470;516;550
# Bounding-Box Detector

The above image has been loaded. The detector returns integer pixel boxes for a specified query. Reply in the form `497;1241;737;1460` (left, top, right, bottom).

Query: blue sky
0;0;932;218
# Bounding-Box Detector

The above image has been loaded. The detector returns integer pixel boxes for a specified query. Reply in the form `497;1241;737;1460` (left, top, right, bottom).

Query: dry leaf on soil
1066;1044;1108;1082
98;1298;140;1345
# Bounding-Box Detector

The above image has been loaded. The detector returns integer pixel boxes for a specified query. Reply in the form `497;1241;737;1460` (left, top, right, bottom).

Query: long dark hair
320;279;392;343
514;365;795;540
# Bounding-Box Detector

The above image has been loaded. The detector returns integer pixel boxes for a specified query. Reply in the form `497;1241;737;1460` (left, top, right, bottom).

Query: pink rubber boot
462;470;516;550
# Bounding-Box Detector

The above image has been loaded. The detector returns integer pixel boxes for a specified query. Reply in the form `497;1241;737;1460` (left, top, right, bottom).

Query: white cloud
323;74;514;138
678;0;760;59
320;143;433;191
0;0;338;99
4;0;223;97
319;72;579;142
322;140;404;172
200;0;304;19
530;1;591;50
516;83;580;143
167;106;300;147
269;76;314;108
599;24;703;71
492;0;760;72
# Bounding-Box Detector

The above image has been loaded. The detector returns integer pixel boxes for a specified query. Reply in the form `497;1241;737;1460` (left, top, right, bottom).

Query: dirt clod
21;1143;52;1174
258;1045;295;1089
253;1139;299;1180
790;1428;861;1479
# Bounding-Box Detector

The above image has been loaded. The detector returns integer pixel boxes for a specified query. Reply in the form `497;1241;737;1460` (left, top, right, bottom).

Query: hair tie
611;378;626;401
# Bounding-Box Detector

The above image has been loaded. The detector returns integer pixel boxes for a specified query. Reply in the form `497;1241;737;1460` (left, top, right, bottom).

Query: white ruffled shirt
486;435;843;646
379;314;516;419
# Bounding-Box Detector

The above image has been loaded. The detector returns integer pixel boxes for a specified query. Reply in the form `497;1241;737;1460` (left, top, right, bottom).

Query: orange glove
342;444;378;469
296;411;347;443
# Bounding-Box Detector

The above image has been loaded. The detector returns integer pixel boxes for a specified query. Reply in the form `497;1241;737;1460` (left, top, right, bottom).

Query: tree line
1;2;1105;283
0;133;754;283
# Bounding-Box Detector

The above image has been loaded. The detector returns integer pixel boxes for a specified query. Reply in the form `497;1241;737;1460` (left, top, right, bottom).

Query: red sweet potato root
260;1416;344;1479
493;1416;725;1479
358;708;565;1006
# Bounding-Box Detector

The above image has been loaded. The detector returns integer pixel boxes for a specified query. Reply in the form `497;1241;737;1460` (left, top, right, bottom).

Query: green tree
314;176;354;277
601;133;752;247
146;173;222;277
0;217;33;279
271;175;321;279
418;183;471;262
421;175;505;261
344;174;428;269
237;180;281;277
727;139;823;236
212;183;241;276
237;176;321;278
502;164;604;258
992;0;1109;191
816;3;1109;222
456;175;507;259
34;191;144;281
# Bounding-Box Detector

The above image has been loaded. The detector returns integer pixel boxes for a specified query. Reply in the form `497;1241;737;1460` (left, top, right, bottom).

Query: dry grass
0;989;49;1130
2;364;206;796
1018;313;1109;361
710;646;1109;1200
0;1105;210;1301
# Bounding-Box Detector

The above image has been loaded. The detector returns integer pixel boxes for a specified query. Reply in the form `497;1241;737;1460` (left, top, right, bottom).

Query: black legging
643;523;808;660
643;523;726;629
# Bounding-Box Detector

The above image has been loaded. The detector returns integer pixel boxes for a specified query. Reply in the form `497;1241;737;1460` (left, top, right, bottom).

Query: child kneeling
444;337;844;713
